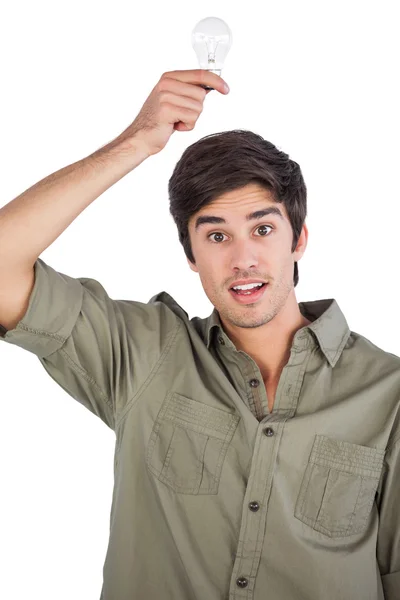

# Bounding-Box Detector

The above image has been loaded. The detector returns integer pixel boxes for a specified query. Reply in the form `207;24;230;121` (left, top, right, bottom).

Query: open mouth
229;283;268;304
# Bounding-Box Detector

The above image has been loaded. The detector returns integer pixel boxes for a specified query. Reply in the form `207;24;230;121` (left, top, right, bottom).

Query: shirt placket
228;332;314;599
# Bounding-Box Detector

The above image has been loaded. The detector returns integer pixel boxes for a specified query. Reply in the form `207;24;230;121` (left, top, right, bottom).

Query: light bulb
191;17;232;90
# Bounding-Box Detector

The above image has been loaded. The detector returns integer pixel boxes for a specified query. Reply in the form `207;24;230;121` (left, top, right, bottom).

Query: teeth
232;282;263;290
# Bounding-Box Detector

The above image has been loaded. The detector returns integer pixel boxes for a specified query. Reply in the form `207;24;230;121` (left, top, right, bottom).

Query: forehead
189;183;289;230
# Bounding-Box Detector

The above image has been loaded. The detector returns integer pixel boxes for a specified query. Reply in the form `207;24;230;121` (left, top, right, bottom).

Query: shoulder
346;329;400;370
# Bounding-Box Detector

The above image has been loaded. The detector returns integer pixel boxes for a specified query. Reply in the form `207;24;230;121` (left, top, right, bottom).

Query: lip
229;283;268;305
229;279;266;288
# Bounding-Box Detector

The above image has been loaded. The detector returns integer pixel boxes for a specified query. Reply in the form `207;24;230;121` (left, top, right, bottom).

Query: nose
229;239;259;272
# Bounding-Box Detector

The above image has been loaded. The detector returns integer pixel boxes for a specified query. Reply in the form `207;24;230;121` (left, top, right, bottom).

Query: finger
174;122;191;131
159;78;207;103
167;105;199;129
160;91;203;113
163;69;229;95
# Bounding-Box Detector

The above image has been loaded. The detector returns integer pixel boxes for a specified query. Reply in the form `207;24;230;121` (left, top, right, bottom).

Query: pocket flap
310;435;385;479
164;392;240;441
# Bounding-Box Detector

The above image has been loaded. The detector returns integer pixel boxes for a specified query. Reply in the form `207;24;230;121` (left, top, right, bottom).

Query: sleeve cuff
0;258;83;358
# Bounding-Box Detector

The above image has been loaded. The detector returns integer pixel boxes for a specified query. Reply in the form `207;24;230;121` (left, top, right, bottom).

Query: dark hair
168;129;307;287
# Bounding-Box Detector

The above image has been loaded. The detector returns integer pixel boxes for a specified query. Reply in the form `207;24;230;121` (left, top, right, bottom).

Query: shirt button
249;378;260;387
264;427;274;436
236;577;249;588
218;336;225;345
249;501;260;512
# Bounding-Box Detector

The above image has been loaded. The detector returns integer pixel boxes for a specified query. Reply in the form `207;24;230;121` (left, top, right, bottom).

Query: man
0;69;399;599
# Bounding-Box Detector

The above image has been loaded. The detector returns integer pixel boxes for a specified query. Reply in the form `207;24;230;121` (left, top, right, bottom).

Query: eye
207;224;273;243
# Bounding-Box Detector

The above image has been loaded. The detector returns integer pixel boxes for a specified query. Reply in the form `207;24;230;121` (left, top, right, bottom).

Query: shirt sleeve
0;258;179;430
376;436;400;598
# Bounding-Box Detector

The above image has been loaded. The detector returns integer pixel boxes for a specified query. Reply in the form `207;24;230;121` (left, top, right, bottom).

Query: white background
0;1;399;598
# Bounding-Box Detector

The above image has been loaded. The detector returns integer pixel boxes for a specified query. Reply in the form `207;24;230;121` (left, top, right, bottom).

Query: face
187;183;308;332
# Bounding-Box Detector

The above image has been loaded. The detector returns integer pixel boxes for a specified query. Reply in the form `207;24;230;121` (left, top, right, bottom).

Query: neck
221;292;311;383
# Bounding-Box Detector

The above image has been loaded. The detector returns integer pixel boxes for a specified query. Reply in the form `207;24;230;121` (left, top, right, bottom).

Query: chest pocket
294;435;385;538
146;391;240;495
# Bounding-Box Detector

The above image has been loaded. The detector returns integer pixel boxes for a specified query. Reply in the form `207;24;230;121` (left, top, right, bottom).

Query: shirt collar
149;292;351;369
204;298;351;368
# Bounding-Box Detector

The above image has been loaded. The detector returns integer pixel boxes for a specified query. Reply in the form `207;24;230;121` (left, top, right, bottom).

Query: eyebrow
194;206;284;232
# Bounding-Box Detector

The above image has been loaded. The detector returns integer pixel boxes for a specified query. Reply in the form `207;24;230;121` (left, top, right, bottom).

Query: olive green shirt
1;257;399;600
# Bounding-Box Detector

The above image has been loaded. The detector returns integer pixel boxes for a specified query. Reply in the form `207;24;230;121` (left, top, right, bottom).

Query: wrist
90;134;150;170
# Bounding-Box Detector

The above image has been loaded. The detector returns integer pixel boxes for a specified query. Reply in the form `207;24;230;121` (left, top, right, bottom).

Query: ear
186;256;199;273
293;222;308;262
